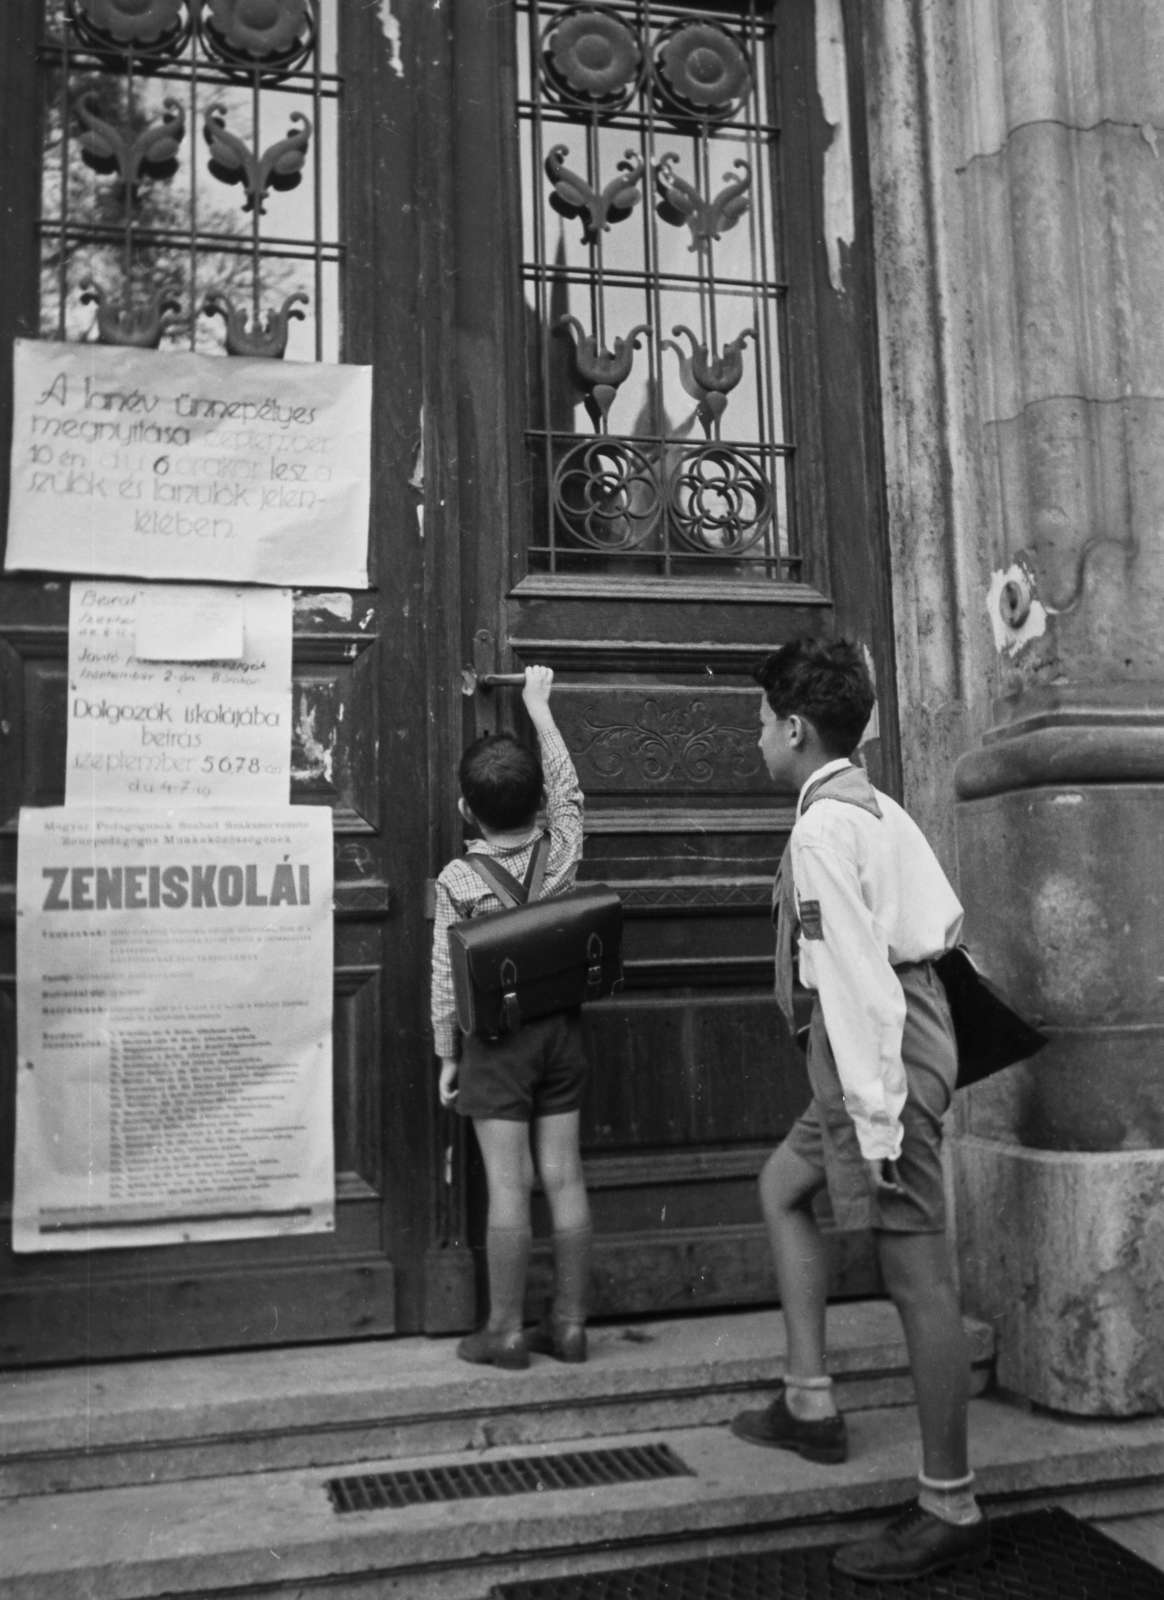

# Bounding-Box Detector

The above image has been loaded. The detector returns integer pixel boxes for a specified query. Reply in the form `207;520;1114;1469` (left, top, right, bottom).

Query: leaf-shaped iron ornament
79;277;184;348
203;105;311;213
655;155;750;252
77;93;186;189
202;290;308;358
72;0;186;50
555;317;650;428
545;146;644;245
663;325;756;436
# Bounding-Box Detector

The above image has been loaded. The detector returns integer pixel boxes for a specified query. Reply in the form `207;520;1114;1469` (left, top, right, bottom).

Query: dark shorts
456;1008;588;1123
783;962;956;1234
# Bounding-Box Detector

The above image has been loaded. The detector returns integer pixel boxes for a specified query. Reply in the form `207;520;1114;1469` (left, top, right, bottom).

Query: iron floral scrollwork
203;104;311;213
664;325;756;435
554;317;650;429
654;19;752;120
544;8;642;110
553;439;661;551
655;155;751;252
79;277;184;347
202;290;308;358
545;146;645;245
201;0;314;72
668;445;772;554
77;93;186;190
569;699;762;785
71;0;188;53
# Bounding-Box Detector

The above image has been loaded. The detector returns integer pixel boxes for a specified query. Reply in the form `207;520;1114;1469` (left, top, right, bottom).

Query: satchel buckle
584;932;603;1000
500;958;521;1031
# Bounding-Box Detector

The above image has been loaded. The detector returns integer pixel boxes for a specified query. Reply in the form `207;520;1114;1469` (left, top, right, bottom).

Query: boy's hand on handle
438;1058;459;1108
863;1157;904;1200
522;665;556;732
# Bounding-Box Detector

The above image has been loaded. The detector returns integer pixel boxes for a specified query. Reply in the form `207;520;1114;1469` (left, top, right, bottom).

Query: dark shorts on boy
783;962;956;1233
456;1008;588;1122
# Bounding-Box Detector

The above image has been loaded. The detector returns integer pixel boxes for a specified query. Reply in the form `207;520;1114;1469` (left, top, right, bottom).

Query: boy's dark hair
753;638;875;757
459;733;544;832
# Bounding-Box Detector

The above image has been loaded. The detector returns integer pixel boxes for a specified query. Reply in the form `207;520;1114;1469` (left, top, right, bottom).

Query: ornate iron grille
518;1;794;578
38;0;340;361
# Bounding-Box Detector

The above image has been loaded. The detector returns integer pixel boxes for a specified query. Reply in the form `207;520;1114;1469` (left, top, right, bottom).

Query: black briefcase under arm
934;943;1049;1088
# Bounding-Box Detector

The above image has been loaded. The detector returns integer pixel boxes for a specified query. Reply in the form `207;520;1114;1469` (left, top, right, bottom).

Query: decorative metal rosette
200;0;316;79
542;7;643;113
667;445;771;554
552;438;661;550
653;19;752;122
69;0;191;59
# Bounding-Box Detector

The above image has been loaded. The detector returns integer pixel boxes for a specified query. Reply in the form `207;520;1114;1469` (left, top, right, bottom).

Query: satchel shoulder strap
465;832;551;908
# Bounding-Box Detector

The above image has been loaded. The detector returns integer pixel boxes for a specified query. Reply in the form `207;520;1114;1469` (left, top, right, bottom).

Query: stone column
949;0;1164;1415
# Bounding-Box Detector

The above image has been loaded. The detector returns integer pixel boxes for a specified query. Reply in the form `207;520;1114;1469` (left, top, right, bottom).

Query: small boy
432;665;591;1369
731;639;990;1582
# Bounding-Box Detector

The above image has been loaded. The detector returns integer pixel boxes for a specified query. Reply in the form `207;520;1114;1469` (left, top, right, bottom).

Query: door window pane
39;0;340;363
518;1;794;578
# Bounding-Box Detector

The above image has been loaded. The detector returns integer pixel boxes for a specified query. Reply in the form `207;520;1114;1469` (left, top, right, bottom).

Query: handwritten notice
66;581;292;809
12;806;335;1252
6;339;371;587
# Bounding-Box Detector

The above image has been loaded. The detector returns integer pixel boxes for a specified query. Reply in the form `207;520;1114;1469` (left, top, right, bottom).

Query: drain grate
327;1442;691;1513
490;1507;1164;1598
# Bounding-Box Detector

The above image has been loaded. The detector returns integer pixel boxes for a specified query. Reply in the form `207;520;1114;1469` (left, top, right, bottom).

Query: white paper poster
6;339;371;588
12;806;334;1252
66;581;292;809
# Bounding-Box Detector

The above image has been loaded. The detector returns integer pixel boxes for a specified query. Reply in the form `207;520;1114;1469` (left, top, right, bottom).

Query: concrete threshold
0;1302;994;1495
2;1398;1164;1600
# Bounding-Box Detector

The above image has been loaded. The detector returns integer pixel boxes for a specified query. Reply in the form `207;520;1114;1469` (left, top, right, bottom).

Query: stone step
0;1302;993;1497
3;1396;1164;1600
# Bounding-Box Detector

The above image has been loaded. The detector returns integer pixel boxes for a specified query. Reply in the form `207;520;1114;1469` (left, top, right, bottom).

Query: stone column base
953;1134;1164;1416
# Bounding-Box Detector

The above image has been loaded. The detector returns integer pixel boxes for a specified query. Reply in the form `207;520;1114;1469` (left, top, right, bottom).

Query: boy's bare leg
876;1230;970;1480
758;1142;835;1416
473;1118;535;1335
534;1110;591;1336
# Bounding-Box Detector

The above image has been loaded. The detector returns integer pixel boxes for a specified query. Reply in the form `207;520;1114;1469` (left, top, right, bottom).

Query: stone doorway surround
860;0;1164;1415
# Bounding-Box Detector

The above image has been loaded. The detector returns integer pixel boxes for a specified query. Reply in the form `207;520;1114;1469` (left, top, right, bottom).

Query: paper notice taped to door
6;339;371;588
12;806;335;1252
66;581;292;808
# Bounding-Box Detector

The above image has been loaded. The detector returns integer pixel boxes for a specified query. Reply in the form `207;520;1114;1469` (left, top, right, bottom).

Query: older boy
731;639;989;1582
432;666;591;1369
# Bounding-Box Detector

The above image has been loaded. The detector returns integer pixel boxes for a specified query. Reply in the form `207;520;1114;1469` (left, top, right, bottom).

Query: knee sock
551;1223;592;1326
783;1372;838;1420
918;1470;982;1525
485;1225;531;1335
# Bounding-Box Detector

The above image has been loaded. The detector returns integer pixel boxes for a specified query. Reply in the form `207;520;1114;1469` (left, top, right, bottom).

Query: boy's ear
457;797;475;827
787;714;807;748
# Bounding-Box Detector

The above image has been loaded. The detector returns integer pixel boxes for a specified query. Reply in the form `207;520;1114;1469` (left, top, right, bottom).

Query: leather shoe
730;1387;848;1464
456;1327;530;1370
526;1318;588;1363
831;1500;991;1581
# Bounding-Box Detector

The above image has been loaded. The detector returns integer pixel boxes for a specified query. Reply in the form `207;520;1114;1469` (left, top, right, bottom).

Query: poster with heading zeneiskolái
12;807;334;1253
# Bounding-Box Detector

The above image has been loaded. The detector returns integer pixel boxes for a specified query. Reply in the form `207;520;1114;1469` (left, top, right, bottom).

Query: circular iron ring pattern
668;445;771;554
201;0;315;77
553;439;662;551
71;0;189;55
543;8;643;112
654;20;752;121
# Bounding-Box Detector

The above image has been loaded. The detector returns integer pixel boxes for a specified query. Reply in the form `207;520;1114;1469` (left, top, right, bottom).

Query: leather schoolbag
448;835;624;1041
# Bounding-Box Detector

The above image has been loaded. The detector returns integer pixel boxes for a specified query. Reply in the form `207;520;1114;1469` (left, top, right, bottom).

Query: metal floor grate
326;1442;691;1513
490;1507;1164;1598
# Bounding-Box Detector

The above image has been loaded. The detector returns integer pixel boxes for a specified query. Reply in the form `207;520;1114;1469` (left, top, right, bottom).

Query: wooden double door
0;0;894;1362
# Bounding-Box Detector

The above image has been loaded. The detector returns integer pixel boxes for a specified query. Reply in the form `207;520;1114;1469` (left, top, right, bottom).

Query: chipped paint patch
987;562;1049;653
294;591;353;621
858;642;880;748
295;701;335;784
376;0;404;78
815;0;854;292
